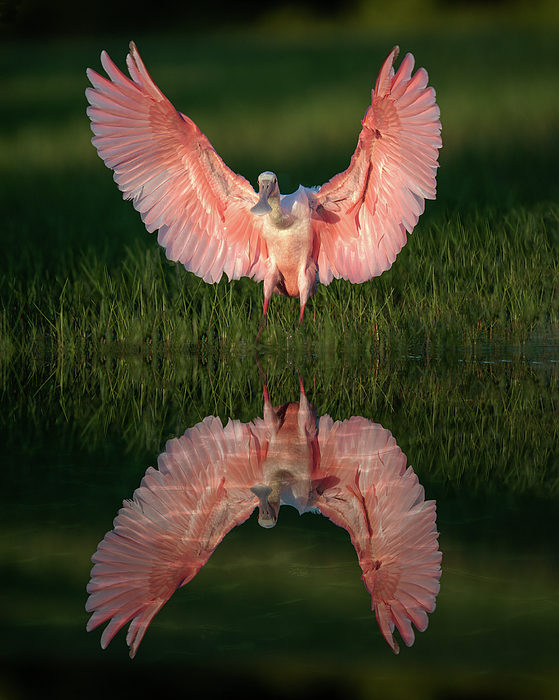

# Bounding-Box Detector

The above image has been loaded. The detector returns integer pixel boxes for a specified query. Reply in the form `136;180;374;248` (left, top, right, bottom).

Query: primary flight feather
86;43;441;334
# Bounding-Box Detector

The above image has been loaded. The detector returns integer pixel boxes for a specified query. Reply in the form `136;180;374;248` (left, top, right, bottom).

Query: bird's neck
267;469;293;507
268;192;294;229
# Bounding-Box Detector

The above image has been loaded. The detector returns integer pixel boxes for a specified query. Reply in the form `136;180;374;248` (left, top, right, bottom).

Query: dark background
1;0;556;37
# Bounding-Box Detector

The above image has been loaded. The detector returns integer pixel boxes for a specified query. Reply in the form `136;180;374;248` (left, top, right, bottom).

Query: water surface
1;342;558;699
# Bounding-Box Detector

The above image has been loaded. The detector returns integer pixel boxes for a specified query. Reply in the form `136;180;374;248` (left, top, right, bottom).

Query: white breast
262;187;313;270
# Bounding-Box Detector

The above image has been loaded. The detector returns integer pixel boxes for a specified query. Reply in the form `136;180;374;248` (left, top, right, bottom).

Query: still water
1;344;558;699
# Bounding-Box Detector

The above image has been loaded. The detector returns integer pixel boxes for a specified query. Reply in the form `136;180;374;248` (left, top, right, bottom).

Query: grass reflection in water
1;22;559;700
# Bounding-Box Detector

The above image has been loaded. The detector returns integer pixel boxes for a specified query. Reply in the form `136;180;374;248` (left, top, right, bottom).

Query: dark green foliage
2;23;559;700
1;27;559;499
2;29;558;358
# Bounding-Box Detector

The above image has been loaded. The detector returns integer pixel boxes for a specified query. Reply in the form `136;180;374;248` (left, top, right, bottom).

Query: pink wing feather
85;417;261;658
86;43;267;284
314;47;442;285
315;416;441;652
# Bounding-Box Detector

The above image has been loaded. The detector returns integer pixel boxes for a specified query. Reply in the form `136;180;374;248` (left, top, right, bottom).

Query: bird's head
251;171;279;215
250;483;279;528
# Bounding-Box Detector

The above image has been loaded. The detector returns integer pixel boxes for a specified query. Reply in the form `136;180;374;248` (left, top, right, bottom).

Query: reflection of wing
314;416;441;653
86;417;260;657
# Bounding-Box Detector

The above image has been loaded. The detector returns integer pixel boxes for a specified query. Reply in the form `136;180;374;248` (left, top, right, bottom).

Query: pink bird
86;44;441;337
86;380;441;657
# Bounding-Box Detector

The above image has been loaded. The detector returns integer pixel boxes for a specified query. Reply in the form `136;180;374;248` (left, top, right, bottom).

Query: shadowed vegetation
1;29;559;366
2;18;559;700
3;337;559;498
2;30;559;491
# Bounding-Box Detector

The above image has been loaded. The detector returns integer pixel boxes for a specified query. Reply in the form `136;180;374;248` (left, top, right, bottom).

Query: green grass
2;202;558;370
2;23;559;700
1;27;559;360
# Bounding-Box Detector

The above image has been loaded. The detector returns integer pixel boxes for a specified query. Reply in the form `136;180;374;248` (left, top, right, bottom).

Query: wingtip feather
374;45;400;97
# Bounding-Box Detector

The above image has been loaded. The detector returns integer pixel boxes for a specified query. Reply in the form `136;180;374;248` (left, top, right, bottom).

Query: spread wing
86;42;268;284
314;416;442;652
313;47;442;285
86;416;261;657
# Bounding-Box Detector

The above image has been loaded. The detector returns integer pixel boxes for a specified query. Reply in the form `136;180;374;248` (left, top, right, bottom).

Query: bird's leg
256;261;280;342
255;296;269;342
297;263;316;326
254;356;268;395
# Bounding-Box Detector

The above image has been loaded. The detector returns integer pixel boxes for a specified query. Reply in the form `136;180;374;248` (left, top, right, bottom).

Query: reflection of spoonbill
86;381;441;657
86;44;441;335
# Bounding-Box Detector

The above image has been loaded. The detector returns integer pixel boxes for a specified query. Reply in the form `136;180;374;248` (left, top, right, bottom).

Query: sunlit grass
2;203;557;367
1;28;559;361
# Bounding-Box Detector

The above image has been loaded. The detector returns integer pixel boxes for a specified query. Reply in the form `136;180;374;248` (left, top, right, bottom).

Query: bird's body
250;377;318;525
259;185;317;322
86;43;441;333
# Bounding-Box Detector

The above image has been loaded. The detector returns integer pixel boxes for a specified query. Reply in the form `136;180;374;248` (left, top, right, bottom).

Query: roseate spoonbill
86;44;441;336
86;381;441;657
